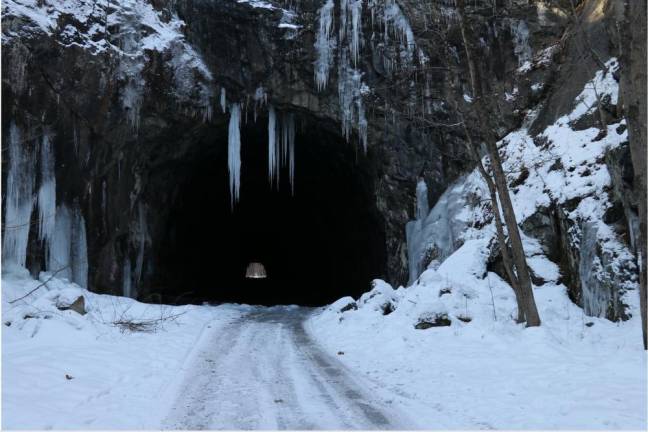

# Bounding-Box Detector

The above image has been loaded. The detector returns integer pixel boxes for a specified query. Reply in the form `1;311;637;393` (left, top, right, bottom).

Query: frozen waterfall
406;179;429;285
47;204;88;287
38;132;56;245
2;123;35;269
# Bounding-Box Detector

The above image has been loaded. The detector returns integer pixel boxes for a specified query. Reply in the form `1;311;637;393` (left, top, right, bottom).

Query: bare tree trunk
620;0;647;349
456;0;541;326
463;126;526;323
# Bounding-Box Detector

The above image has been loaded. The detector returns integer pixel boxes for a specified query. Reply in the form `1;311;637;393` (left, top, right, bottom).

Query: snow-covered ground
307;243;647;429
1;269;246;429
2;264;646;429
305;58;647;430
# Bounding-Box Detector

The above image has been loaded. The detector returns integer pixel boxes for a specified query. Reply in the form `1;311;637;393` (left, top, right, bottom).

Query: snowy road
162;306;410;430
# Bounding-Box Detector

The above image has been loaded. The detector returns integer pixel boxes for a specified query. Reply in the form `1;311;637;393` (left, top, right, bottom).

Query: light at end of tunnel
245;262;267;279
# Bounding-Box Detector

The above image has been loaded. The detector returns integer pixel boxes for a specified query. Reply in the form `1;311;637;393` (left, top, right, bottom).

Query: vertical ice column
38;132;56;246
287;113;296;194
123;259;133;298
2;122;35;269
314;0;336;90
71;206;88;287
220;87;227;113
48;204;73;280
406;178;429;285
228;103;242;207
415;178;429;220
268;105;278;186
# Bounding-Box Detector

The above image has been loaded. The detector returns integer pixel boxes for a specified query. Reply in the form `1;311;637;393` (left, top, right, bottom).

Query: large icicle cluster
314;0;336;91
48;204;89;287
313;0;417;151
266;106;297;194
2;123;35;269
1;122;89;286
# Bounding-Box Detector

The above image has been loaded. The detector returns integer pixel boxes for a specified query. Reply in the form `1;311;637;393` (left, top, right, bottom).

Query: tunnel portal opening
151;114;387;306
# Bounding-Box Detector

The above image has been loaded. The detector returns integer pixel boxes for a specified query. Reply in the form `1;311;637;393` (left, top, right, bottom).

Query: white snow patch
1;270;247;429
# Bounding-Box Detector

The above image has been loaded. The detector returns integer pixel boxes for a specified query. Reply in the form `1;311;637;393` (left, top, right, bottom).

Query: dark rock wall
1;0;643;308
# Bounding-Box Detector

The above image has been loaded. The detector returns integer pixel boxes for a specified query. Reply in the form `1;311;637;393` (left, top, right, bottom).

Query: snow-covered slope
406;58;639;321
307;248;646;429
306;58;647;429
1;268;247;429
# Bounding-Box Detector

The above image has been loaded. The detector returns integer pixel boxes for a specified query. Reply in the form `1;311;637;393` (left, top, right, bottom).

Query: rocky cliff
2;0;643;320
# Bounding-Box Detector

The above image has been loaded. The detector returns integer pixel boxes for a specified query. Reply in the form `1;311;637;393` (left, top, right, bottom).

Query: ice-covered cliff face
1;0;641;310
406;59;640;321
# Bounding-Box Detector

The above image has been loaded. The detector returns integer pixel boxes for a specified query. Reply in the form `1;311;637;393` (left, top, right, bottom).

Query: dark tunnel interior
151;114;387;306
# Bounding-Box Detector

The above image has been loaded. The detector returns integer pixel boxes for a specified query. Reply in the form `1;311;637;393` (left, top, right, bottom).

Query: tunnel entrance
150;113;386;306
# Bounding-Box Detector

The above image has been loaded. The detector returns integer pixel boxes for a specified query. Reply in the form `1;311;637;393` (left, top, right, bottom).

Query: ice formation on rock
268;105;278;186
123;259;133;299
37;133;56;256
406;179;430;285
134;203;147;287
314;0;336;91
266;107;297;192
315;0;415;151
510;19;532;68
71;206;88;288
46;204;88;287
220;87;227;113
2;123;35;269
48;205;72;280
228;103;242;206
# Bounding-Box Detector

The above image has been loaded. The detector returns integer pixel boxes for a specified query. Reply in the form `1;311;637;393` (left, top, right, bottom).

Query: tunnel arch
135;110;387;306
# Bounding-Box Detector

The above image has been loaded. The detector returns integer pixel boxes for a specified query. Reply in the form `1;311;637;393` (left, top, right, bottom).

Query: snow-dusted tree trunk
455;0;540;327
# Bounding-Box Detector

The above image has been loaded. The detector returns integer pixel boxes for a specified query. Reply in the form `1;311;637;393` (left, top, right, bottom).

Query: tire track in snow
162;306;409;430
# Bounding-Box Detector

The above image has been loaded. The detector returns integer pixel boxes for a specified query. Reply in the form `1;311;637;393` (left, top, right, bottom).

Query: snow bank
1;269;247;429
308;241;646;428
309;57;646;429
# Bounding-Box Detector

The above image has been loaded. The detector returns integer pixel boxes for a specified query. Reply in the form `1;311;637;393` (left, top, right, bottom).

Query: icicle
339;0;348;42
382;0;416;68
134;203;147;285
405;178;430;285
220;87;227;113
228;103;242;206
123;259;133;298
71;205;88;288
314;0;336;91
287;113;296;194
268;105;278;186
281;112;289;167
2;122;35;270
349;0;363;66
48;204;72;280
415;178;429;220
38;132;56;244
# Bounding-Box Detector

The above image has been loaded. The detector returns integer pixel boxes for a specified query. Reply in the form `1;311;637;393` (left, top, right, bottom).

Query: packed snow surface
3;265;646;429
2;272;411;429
2;270;239;429
308;260;647;429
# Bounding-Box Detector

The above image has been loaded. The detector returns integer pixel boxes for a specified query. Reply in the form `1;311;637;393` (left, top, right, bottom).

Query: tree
454;0;541;326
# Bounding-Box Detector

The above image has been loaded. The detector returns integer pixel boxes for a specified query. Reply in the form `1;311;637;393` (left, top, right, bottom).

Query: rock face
1;1;643;314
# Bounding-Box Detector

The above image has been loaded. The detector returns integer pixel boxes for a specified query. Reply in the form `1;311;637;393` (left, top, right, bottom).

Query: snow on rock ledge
405;58;639;321
2;0;214;120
